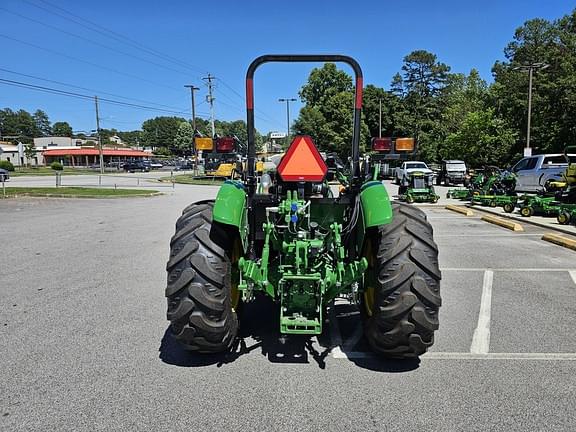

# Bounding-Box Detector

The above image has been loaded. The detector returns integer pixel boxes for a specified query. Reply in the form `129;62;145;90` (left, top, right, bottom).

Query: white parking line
441;268;576;272
570;271;576;286
435;234;542;238
331;350;576;361
470;270;494;354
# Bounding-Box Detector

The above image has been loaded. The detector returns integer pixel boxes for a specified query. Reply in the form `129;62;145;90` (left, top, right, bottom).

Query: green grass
160;174;226;185
1;187;159;198
10;167;97;176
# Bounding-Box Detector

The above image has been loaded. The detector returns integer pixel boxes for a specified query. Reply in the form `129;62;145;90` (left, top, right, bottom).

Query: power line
23;0;206;75
0;78;210;117
0;67;191;112
215;77;285;127
0;6;198;78
0;33;182;93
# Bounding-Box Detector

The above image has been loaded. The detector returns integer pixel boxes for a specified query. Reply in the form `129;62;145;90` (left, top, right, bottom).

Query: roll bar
245;55;363;187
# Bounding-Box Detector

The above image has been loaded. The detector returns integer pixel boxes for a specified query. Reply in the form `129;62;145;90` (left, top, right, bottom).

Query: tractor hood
406;167;433;174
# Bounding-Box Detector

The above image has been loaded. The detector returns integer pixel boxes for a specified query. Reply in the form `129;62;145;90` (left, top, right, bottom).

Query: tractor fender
360;181;393;228
213;180;247;234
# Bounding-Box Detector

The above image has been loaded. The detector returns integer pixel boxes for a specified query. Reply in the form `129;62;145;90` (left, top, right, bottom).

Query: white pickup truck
394;161;433;184
511;153;576;192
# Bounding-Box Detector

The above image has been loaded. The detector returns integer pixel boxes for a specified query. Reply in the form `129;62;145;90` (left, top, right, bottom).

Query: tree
116;130;142;146
24;143;36;167
444;108;517;167
399;50;451;160
491;10;576;155
141;116;187;152
362;85;402;139
52;121;73;137
294;63;368;158
173;121;194;154
33;110;51;136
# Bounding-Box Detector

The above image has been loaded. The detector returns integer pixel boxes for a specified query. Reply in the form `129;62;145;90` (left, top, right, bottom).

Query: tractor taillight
216;137;234;152
277;135;327;182
395;137;415;152
372;137;391;152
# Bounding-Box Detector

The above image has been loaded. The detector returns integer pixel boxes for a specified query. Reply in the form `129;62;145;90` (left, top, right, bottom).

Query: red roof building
42;148;150;166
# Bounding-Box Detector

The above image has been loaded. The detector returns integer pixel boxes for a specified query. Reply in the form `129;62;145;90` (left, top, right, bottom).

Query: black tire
165;200;238;352
362;203;442;358
520;206;533;217
557;211;571;225
503;203;515;213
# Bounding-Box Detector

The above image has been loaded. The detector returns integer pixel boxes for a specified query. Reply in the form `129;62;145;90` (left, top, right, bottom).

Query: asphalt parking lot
1;183;576;431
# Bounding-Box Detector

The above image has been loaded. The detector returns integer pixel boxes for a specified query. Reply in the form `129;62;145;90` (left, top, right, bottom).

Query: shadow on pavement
159;295;420;372
159;295;332;369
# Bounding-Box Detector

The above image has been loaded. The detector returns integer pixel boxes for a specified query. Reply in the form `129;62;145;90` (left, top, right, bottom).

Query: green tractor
399;171;440;203
165;55;441;359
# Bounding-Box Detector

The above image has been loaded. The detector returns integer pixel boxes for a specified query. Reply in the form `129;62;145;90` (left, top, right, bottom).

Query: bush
0;160;15;171
50;161;63;171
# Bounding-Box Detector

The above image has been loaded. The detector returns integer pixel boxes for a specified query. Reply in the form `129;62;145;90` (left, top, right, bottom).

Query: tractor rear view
165;55;442;359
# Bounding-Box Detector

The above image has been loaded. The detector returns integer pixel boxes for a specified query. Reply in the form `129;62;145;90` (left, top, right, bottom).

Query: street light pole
184;85;200;174
278;98;297;143
94;95;104;174
513;62;549;156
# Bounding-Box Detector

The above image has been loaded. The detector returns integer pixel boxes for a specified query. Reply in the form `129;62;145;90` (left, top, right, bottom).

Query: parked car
511;153;576;192
394;161;433;185
0;168;9;181
436;160;468;186
122;161;150;173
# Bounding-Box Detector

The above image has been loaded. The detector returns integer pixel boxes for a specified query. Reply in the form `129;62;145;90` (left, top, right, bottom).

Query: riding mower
398;171;439;203
469;167;517;211
164;55;441;359
520;147;576;220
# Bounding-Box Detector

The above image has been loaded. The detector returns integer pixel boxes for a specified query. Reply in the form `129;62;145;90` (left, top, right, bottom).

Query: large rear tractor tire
362;203;442;358
165;200;239;352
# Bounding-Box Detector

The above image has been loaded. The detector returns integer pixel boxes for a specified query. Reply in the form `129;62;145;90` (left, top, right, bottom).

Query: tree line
294;9;576;167
0;107;263;155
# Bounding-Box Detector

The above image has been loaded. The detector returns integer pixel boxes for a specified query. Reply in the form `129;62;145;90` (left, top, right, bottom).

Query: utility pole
278;98;297;143
203;74;215;138
513;62;549;157
94;95;104;174
184;84;200;174
379;97;382;138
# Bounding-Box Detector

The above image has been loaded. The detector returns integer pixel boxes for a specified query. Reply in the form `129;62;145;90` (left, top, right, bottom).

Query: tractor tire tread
363;202;441;358
166;200;238;352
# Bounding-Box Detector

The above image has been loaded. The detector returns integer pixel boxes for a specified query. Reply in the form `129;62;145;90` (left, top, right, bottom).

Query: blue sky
0;0;573;136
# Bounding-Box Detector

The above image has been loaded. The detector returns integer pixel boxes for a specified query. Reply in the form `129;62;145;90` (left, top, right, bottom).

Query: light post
185;84;200;175
513;62;550;156
278;98;297;143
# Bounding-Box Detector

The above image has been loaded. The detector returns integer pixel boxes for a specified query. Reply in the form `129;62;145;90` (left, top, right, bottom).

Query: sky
0;0;573;137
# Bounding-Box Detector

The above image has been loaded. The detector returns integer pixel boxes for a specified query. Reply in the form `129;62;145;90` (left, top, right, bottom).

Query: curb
481;214;524;231
468;205;576;238
445;204;474;216
542;232;576;251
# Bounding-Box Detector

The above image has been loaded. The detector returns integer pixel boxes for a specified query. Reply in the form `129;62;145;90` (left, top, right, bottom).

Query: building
0;141;42;166
34;136;91;148
42;148;151;167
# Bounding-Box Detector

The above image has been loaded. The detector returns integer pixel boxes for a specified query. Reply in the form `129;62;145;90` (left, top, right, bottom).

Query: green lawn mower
518;194;562;217
399;171;439;203
164;55;442;359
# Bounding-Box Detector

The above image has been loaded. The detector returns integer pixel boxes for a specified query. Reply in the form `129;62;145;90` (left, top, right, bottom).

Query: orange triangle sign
277;136;327;182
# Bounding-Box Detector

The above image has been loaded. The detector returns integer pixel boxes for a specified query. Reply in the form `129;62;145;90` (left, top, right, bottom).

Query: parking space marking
470;270;494;354
441;268;576;272
435;234;542;238
570;271;576;286
331;350;576;361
